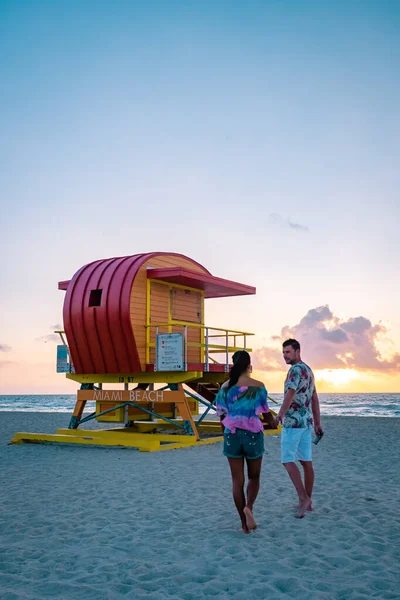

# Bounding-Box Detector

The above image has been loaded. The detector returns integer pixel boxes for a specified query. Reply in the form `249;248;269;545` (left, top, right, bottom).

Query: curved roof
62;252;210;374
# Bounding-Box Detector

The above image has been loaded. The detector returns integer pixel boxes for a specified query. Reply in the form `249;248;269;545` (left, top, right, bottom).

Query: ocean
0;393;399;417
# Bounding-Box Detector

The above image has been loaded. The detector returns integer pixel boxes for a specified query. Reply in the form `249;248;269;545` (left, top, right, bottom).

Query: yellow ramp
11;421;279;451
10;430;224;452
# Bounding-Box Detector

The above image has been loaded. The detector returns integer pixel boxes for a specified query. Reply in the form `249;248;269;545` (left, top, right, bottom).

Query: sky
1;0;399;394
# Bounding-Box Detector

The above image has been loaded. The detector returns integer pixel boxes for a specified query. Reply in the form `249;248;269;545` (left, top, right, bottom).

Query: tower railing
145;323;254;371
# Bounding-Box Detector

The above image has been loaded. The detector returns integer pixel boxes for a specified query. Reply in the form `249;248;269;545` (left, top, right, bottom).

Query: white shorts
281;427;312;463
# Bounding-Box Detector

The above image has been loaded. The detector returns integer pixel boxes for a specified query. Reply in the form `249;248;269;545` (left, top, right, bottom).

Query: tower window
89;289;102;307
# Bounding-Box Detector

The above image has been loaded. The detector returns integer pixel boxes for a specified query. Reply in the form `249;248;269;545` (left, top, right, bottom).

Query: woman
216;350;276;534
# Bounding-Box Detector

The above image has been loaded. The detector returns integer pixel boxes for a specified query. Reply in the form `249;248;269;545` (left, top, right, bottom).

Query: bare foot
239;525;250;534
296;497;312;518
243;506;257;530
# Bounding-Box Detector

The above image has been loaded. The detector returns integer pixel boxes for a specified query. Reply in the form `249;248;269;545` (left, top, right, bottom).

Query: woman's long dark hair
228;350;251;388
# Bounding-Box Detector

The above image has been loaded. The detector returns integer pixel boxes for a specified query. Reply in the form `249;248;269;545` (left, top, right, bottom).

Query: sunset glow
314;368;360;387
1;2;399;395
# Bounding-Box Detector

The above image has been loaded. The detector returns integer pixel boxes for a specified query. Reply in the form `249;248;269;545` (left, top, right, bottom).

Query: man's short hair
283;338;300;351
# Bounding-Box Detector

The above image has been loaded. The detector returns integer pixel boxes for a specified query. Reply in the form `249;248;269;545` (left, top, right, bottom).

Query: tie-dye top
216;385;270;433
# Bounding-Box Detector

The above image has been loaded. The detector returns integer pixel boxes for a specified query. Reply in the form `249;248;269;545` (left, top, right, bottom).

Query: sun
314;368;360;387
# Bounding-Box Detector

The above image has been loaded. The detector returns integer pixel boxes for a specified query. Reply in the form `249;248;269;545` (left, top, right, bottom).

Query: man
277;339;323;518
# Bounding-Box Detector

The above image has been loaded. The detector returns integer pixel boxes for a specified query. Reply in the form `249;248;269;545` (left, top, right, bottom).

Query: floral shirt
216;386;270;433
283;362;315;428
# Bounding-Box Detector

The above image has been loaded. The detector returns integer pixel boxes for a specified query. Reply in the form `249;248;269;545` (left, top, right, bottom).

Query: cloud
270;213;309;232
288;219;309;231
253;305;400;372
319;328;349;343
36;325;63;344
0;345;13;371
0;360;14;369
36;334;60;344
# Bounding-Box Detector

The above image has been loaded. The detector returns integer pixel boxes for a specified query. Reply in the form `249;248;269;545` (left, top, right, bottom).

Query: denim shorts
223;428;265;460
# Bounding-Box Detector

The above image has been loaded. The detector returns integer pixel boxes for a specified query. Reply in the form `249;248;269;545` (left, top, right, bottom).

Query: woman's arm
215;388;228;434
257;386;278;429
262;411;278;430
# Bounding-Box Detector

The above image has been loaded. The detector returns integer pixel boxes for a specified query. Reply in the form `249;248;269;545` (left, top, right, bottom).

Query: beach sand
1;414;399;600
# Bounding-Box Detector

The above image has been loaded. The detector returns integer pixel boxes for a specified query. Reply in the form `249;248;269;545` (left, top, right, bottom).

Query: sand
1;413;399;600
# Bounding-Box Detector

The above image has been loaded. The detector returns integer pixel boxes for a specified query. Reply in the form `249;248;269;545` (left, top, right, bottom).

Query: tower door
149;282;169;364
170;287;203;364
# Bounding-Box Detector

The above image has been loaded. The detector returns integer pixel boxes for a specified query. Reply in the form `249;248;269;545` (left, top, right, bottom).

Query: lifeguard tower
12;252;277;450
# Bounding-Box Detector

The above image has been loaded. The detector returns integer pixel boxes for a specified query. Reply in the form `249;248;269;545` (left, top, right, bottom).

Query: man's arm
277;388;296;423
312;387;323;434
